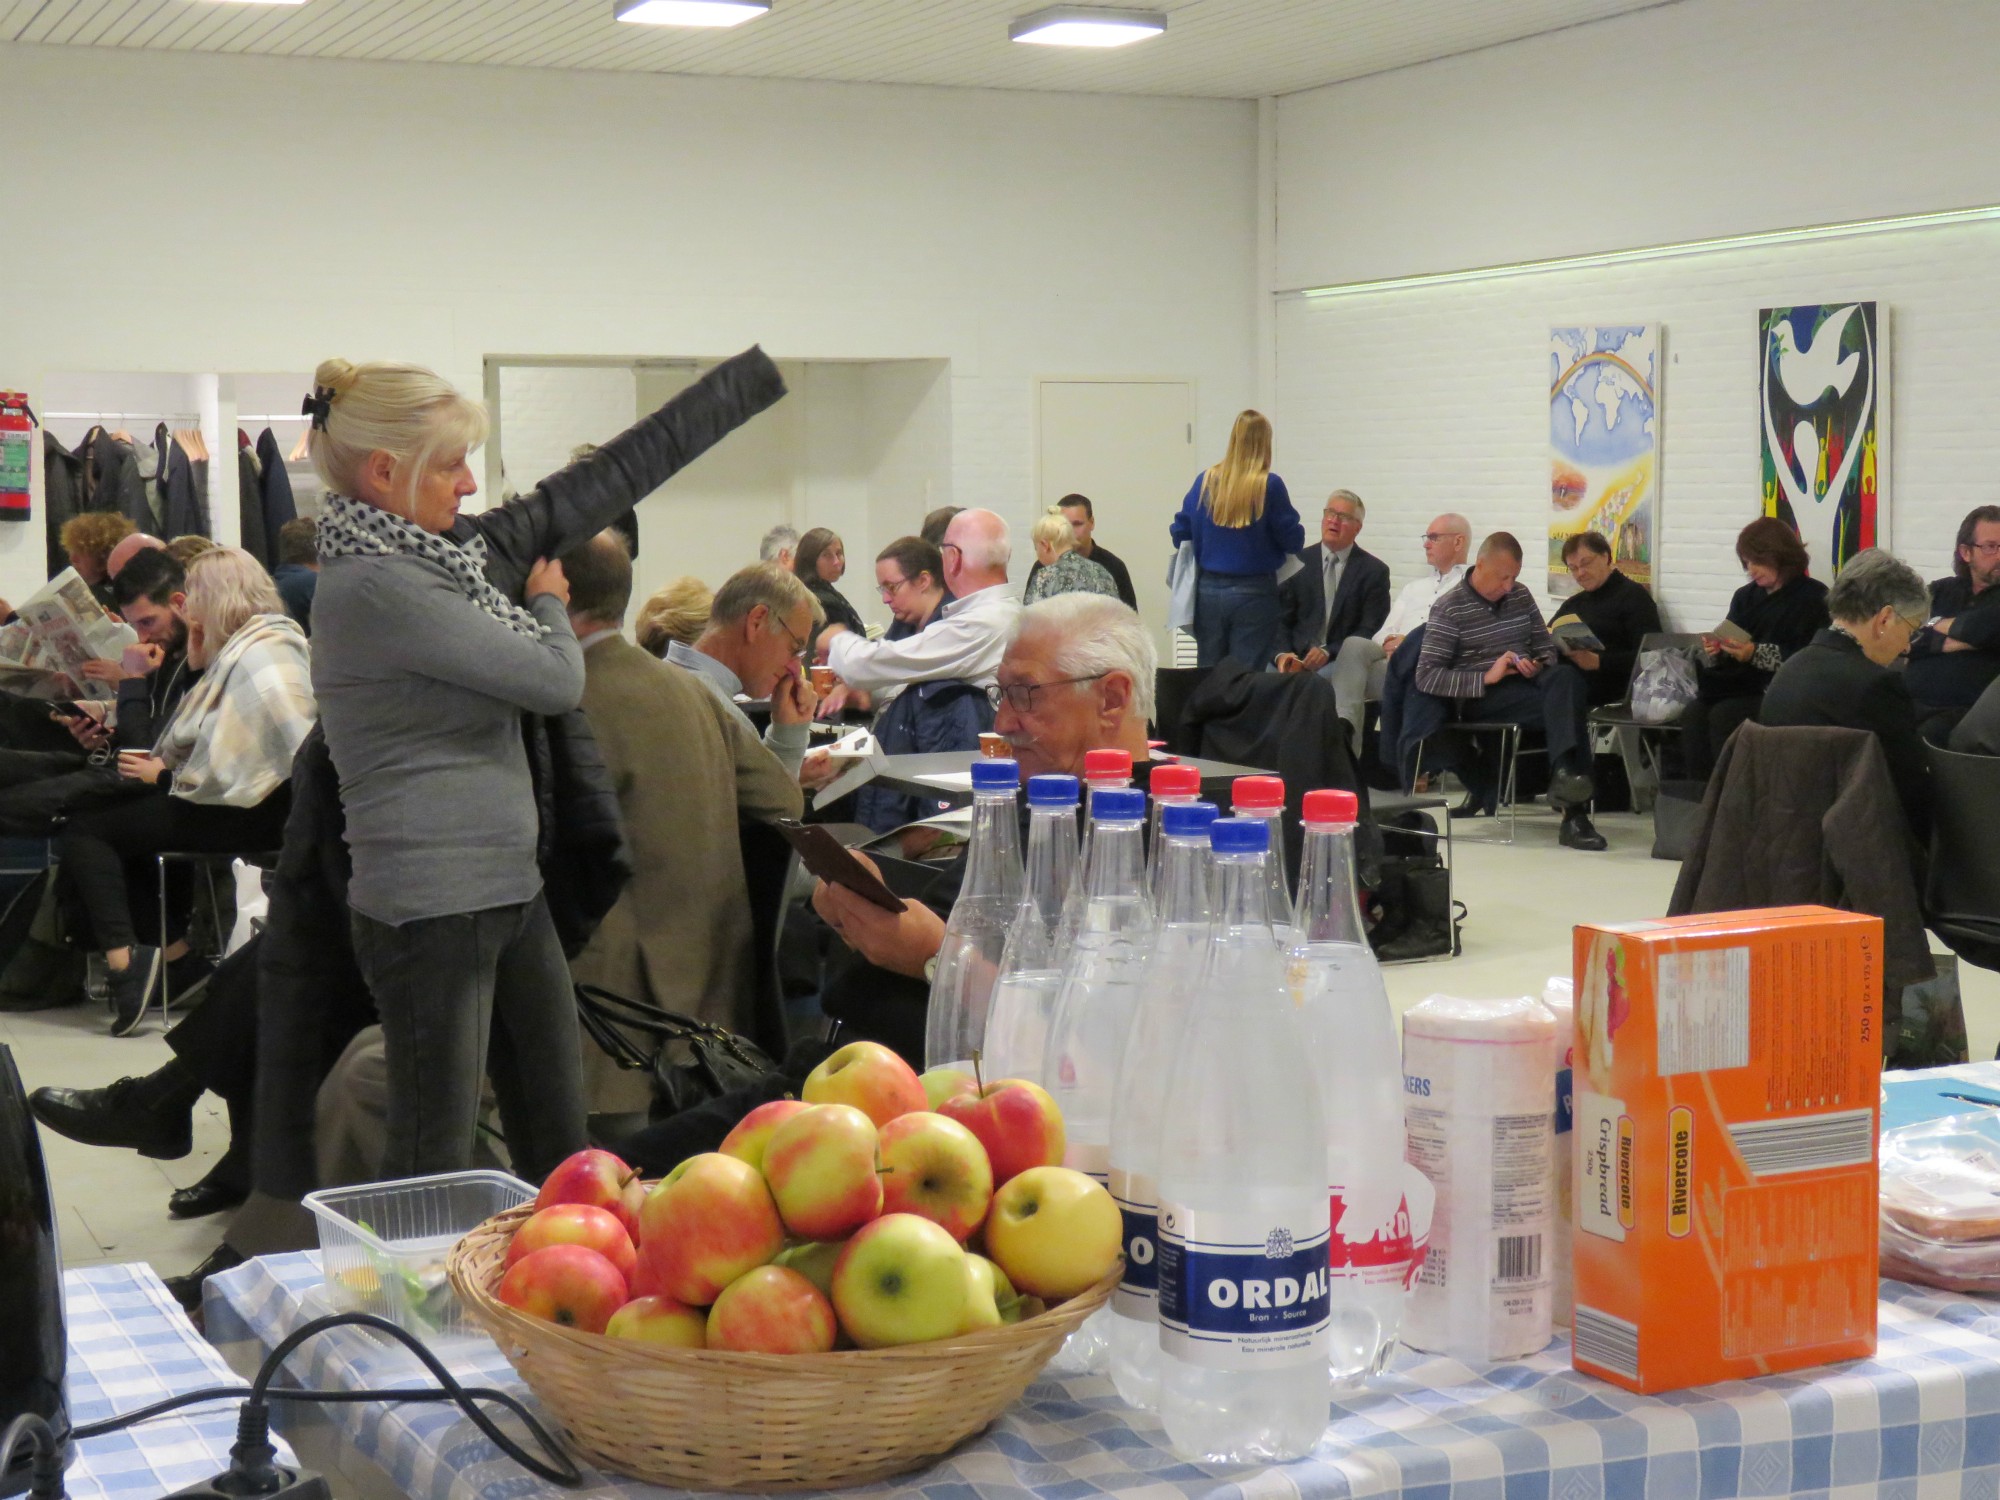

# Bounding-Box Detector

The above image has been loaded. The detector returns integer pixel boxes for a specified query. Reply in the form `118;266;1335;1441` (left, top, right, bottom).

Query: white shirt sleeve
826;589;1020;694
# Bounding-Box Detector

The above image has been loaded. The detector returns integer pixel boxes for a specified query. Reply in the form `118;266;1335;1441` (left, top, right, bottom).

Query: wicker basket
447;1201;1120;1491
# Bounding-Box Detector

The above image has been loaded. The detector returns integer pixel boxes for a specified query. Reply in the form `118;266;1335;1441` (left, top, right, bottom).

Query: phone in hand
774;819;907;913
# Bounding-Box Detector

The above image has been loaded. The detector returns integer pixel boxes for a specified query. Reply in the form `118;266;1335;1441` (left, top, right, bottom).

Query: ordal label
1156;1202;1330;1370
1108;1166;1158;1316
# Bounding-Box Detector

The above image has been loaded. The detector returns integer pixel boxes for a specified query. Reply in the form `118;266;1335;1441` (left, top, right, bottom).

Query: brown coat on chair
570;634;803;1113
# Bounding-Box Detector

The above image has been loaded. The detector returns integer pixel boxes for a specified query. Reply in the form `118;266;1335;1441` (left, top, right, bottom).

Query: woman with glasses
793;527;866;647
1679;516;1831;780
1760;547;1932;841
1169;409;1304;669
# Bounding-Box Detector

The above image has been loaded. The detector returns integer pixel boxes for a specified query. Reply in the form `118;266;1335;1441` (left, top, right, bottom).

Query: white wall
1270;0;2000;629
3;42;1256;605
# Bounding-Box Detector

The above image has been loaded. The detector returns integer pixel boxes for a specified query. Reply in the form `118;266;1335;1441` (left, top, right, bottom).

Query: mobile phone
774;819;907;914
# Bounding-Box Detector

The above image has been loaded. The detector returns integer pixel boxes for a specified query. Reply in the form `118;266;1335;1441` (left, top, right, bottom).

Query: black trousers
56;787;290;953
1678;691;1761;781
1399;661;1592;797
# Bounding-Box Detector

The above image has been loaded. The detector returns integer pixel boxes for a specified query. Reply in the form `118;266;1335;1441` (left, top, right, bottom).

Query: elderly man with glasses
1274;490;1393;694
665;562;821;777
1323;511;1472;758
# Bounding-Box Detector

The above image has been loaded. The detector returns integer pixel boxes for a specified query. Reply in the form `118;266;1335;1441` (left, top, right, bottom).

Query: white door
1035;379;1195;651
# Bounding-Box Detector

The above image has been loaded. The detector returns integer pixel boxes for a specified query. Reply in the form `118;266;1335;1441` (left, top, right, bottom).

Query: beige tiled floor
9;808;1996;1279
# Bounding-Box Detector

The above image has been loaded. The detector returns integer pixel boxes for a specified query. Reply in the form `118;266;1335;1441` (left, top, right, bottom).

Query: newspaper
0;568;138;702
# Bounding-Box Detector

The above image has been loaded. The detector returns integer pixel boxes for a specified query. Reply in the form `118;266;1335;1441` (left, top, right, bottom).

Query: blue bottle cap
1210;816;1270;854
1027;773;1080;807
1161;800;1219;837
970;758;1020;792
1091;787;1146;822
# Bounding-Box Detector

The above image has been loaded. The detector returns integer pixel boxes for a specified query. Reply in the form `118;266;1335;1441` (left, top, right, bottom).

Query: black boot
164;1243;245;1316
170;1096;249;1218
1560;809;1609;851
30;1060;199;1159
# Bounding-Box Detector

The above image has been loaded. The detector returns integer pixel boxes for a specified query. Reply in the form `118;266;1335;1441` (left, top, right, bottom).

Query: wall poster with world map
1549;324;1659;599
1759;302;1884;576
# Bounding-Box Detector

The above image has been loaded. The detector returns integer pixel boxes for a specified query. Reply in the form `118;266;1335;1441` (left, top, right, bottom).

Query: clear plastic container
304;1169;535;1340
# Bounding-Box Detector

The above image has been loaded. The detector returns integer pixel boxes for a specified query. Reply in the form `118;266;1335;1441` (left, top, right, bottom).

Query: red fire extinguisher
0;394;33;524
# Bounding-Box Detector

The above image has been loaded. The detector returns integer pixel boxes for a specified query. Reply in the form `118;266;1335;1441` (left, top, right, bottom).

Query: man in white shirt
1327;512;1471;749
816;508;1020;695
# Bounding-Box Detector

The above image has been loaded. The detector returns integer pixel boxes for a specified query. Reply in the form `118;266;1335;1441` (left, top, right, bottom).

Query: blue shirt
1168;472;1305;577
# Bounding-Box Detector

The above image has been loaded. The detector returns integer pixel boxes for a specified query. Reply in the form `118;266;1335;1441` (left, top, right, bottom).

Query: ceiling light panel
1009;5;1166;48
615;0;769;27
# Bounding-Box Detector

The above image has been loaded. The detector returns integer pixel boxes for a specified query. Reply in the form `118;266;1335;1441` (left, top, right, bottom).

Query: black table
865;750;1269;809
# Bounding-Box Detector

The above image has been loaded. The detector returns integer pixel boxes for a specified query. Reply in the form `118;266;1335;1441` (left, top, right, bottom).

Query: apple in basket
876;1111;993;1242
772;1239;846;1300
958;1253;1036;1334
706;1265;838;1354
939;1078;1066;1187
718;1098;811;1174
496;1244;629;1335
535;1148;646;1238
637;1152;787;1306
801;1040;927;1127
505;1203;638;1282
983;1166;1121;1301
830;1213;970;1348
919;1067;978;1112
762;1104;884;1241
605;1294;708;1349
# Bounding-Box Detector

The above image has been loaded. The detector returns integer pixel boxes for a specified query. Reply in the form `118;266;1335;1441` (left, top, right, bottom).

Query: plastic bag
1629;645;1698;725
1879;1112;2000;1291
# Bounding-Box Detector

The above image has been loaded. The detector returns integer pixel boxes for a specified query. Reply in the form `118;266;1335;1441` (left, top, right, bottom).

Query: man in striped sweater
1400;531;1607;851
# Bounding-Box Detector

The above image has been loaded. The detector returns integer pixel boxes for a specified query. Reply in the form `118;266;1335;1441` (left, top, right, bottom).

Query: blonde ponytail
1200;409;1274;529
306;359;488;515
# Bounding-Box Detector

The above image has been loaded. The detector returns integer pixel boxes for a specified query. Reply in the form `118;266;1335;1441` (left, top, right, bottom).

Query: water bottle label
1330;1184;1417;1289
1064;1140;1110;1186
1555;1065;1573;1136
1156;1203;1330;1370
1108;1168;1157;1313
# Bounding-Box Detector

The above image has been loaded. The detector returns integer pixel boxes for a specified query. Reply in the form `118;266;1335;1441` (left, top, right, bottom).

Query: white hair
947;508;1012;570
759;524;799;564
1010;594;1157;724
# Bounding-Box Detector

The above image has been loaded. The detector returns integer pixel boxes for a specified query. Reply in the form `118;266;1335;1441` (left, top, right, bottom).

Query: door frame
1031;375;1198;507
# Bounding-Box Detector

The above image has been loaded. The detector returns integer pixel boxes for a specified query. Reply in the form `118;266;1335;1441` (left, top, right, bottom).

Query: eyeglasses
1323;512;1360;527
773;615;809;658
1966;541;2000;557
1421;531;1463;544
877;576;910;600
985;674;1108;713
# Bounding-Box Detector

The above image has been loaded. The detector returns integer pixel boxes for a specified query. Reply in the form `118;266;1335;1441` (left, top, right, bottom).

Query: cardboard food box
1570;907;1881;1394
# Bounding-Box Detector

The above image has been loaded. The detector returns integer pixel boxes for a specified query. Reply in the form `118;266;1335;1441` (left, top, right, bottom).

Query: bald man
106;533;167;580
1343;512;1471;755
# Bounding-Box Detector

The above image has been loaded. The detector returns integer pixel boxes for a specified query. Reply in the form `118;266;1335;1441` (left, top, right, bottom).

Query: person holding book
1550;531;1663;705
1679;517;1830;780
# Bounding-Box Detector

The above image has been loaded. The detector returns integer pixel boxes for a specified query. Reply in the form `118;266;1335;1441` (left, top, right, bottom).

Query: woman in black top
1680;516;1831;778
794;527;865;648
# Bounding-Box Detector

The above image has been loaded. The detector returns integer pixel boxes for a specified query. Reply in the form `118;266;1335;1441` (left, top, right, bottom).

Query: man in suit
1273;490;1392;730
563;530;804;1115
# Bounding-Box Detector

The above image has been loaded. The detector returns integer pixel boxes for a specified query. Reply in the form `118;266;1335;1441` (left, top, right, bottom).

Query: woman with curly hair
60;512;138;608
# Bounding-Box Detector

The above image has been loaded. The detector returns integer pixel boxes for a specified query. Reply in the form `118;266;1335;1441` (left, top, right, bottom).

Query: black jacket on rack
256;428;296;552
154;426;207;539
81;428;151;528
237;440;269;566
43;435;81;576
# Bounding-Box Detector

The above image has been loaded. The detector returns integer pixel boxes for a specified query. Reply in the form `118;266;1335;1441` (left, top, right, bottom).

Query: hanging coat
256;428;296;551
156;425;207;539
237;441;269;565
43;434;81;577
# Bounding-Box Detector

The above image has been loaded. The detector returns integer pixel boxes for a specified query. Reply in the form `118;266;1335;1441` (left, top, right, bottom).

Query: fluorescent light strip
1009;6;1165;48
1287;203;2000;300
615;0;769;26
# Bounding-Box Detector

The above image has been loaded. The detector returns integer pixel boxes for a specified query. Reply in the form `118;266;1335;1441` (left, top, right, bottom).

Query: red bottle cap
1083;748;1133;782
1147;764;1201;797
1231;774;1286;810
1302;788;1359;825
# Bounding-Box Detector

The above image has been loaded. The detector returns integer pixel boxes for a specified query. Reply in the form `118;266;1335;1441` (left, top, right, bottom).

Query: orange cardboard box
1570;906;1881;1394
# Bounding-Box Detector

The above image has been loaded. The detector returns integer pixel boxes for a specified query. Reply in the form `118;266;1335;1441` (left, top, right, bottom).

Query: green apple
984;1165;1122;1301
773;1239;846;1300
958;1252;1031;1333
919;1067;977;1112
830;1213;970;1348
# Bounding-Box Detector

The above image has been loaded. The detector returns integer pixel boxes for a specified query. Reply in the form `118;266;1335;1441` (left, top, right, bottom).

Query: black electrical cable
0;1412;67;1500
69;1383;542;1441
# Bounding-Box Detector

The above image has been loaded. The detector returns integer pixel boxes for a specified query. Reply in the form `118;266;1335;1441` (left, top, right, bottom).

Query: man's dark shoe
164;1243;245;1316
169;1160;250;1220
107;946;161;1037
1454;789;1497;818
1560;810;1609;851
30;1076;195;1159
1549;768;1596;810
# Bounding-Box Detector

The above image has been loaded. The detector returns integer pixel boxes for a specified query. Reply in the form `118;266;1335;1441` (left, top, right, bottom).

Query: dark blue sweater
1169;472;1304;577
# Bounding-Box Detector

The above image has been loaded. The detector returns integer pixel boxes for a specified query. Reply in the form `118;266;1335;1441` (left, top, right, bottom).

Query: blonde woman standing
1169;409;1304;668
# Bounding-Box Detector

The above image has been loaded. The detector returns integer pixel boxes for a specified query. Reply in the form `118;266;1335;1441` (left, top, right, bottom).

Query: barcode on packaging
1726;1109;1874;1176
1656;946;1750;1075
1497;1234;1543;1283
1573;1304;1640;1380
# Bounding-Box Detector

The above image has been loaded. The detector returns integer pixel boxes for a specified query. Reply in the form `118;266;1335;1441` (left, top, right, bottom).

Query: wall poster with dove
1549;324;1659;599
1758;302;1885;576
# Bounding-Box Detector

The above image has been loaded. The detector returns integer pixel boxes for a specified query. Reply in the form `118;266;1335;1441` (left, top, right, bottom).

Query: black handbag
573;983;779;1122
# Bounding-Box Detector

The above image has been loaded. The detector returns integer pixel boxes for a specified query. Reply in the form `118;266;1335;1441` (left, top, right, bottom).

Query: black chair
1152;666;1213;757
1588;632;1703;812
1922;742;2000;976
737;818;799;1061
1409;719;1544;843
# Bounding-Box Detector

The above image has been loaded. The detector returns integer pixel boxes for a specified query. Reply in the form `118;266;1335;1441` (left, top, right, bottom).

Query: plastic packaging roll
1401;993;1556;1361
1541;976;1575;1330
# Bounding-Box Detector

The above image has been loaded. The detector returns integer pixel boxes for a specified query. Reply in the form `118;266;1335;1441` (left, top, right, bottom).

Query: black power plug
163;1402;330;1500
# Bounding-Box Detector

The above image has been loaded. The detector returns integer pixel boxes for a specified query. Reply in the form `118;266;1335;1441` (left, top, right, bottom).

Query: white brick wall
497;366;636;500
1274;216;2000;632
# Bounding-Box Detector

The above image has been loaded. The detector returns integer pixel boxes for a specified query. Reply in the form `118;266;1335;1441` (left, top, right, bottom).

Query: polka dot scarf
319;492;547;641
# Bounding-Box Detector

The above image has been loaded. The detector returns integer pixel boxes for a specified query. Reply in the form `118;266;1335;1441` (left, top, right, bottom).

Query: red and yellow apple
830;1213;970;1348
772;1239;846;1300
802;1041;927;1128
637;1152;786;1306
762;1104;883;1241
535;1148;646;1238
627;1254;661;1300
705;1265;838;1354
876;1110;992;1242
718;1098;810;1174
604;1294;707;1349
505;1203;638;1282
939;1079;1066;1186
983;1165;1121;1300
919;1067;977;1112
495;1244;628;1335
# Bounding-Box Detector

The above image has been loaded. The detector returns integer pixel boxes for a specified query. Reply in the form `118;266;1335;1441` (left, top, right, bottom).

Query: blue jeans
1194;572;1281;669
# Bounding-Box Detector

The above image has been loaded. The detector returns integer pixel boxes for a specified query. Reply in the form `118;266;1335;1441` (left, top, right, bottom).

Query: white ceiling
0;0;1682;99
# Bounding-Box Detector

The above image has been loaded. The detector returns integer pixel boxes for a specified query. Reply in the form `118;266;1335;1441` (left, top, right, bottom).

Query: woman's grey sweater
312;557;583;925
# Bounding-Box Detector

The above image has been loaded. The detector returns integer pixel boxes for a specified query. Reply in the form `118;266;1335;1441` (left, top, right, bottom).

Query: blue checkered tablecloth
202;1250;2000;1499
62;1262;295;1500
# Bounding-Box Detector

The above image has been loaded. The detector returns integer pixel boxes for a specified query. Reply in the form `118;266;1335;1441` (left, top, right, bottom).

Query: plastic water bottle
1156;815;1330;1464
1230;775;1294;934
1291;788;1410;1385
1056;748;1135;947
1144;763;1202;906
1043;785;1154;1373
1108;798;1218;1411
923;758;1022;1072
980;773;1079;1083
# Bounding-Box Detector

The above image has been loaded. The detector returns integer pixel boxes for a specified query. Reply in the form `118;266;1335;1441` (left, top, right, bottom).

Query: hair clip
301;387;334;431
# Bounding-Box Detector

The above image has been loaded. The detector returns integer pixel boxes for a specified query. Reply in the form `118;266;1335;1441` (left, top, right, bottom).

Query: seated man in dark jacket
1905;504;2000;734
1549;530;1663;705
1273;489;1392;689
1761;547;1932;843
